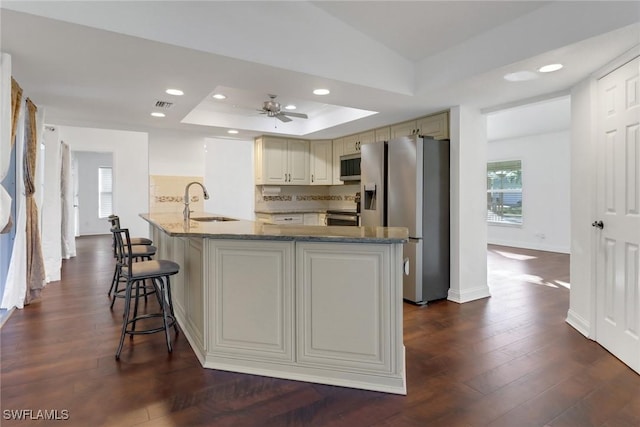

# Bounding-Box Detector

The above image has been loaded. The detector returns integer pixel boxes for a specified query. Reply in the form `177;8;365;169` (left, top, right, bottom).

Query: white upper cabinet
343;130;376;155
416;112;449;140
310;140;332;185
390;120;419;139
255;136;309;185
254;111;449;187
390;112;449;140
343;134;359;155
287;139;310;185
375;126;391;142
332;138;344;186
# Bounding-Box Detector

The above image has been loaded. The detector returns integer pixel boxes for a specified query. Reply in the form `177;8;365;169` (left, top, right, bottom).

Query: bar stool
109;229;158;308
107;215;156;301
112;228;180;359
108;215;152;255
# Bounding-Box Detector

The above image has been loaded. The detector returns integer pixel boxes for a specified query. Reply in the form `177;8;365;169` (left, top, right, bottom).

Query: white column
448;106;491;303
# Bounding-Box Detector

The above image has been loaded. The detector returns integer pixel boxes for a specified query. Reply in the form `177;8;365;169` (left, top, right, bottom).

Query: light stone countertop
254;209;328;214
141;212;408;244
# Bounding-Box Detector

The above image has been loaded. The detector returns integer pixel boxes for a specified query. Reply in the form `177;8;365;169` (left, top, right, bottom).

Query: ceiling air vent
154;100;174;109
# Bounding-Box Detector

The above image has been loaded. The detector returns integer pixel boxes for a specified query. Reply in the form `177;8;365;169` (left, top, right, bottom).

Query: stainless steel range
325;210;360;226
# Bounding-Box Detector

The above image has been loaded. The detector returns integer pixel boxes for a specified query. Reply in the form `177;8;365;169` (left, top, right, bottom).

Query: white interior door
595;56;640;374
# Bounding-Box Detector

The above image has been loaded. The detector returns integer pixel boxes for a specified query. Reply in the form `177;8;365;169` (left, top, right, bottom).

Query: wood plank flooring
1;238;638;426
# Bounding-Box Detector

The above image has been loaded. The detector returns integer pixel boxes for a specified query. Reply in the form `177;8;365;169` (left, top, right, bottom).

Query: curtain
0;72;21;234
10;78;22;148
23;98;45;304
60;142;76;258
1;101;26;309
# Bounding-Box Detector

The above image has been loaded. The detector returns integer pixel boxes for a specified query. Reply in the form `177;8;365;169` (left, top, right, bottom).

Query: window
487;160;522;225
98;167;113;218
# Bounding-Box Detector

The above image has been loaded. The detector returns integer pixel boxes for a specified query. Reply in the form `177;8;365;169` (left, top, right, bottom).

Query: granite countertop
141;212;408;244
254;209;328;215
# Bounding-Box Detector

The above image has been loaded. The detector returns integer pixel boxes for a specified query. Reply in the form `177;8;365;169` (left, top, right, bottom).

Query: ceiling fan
259;94;308;122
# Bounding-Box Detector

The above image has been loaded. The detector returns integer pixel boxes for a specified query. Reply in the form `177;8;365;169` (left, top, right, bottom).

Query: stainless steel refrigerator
360;135;450;304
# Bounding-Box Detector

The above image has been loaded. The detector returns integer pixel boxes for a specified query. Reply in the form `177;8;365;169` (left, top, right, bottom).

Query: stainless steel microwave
340;153;361;181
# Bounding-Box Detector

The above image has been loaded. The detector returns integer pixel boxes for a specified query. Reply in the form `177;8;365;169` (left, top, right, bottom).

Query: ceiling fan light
284;104;297;110
212;93;227;100
313;88;330;95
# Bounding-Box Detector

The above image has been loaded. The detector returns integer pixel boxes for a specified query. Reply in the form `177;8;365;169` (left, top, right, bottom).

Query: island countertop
140;212;408;243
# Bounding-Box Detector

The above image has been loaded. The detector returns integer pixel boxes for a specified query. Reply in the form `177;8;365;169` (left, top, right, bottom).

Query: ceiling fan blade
276;113;292;122
282;111;308;119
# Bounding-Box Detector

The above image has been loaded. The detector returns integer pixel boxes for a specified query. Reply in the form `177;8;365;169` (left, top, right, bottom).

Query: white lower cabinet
152;228;405;394
185;238;205;350
296;242;397;375
207;240;295;362
150;233;205;356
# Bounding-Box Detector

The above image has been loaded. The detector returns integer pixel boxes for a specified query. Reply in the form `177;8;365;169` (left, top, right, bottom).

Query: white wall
567;78;597;338
58;126;149;238
204;138;254;220
148;130;205;177
449;106;491;303
74;151;112;235
487;131;570;253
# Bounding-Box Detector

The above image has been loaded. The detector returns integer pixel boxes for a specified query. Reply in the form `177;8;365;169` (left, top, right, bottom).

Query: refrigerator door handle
403;257;410;276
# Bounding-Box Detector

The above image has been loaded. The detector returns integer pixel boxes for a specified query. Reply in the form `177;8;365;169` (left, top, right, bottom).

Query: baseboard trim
566;309;592;338
448;286;491;304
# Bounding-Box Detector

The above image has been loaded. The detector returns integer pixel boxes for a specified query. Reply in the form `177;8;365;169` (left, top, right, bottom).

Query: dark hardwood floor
1;237;638;426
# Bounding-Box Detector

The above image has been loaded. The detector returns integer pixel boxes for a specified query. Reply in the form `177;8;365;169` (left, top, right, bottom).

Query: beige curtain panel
24;98;45;304
10;77;22;147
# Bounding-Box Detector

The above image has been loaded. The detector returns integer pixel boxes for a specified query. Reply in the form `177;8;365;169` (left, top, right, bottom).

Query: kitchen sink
191;216;238;222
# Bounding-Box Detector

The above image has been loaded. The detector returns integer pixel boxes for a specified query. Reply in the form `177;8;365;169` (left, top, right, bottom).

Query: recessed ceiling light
284;104;297;110
165;88;184;96
212;93;227;100
503;71;539;82
227;129;239;134
151;112;166;118
538;63;564;73
313;89;330;95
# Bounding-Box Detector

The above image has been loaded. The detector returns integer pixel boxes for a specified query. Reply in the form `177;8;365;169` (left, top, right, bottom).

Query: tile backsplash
255;184;360;212
150;175;204;213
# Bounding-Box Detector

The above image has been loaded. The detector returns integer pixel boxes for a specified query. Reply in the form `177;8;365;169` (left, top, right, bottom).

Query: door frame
589;46;640;342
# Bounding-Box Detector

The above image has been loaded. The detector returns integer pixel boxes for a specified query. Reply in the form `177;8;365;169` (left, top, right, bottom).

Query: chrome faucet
183;181;210;221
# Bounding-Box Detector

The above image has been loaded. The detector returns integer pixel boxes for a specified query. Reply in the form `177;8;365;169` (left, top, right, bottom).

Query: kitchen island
141;212;408;394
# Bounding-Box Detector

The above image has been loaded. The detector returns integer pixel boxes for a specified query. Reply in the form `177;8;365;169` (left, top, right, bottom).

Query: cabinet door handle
312;174;314;182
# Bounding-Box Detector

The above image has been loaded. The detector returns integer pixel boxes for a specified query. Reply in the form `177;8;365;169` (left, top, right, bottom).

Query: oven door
326;214;359;226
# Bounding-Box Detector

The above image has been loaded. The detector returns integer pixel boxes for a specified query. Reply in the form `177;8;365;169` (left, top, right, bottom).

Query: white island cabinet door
296;242;403;377
207;240;295;363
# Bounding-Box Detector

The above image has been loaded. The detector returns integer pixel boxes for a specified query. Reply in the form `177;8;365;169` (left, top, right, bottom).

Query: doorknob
591;220;604;229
